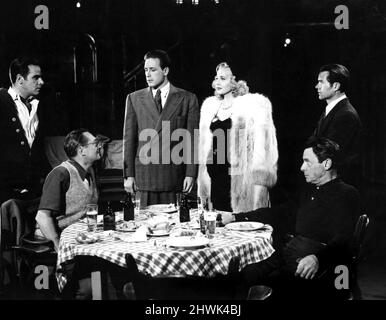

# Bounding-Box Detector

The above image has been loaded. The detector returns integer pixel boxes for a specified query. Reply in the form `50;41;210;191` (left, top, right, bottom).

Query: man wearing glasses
35;128;108;251
35;129;130;299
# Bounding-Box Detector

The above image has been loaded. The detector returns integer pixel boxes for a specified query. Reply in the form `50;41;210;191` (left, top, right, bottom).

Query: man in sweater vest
35;129;128;299
35;129;104;251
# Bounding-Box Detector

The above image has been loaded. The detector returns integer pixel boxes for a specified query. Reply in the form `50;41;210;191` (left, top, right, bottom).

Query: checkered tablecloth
56;217;275;291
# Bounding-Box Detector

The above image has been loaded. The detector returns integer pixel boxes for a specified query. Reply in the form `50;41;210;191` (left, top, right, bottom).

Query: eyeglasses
82;141;102;148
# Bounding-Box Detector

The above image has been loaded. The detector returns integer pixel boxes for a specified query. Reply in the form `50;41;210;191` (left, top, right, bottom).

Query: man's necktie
20;97;32;113
154;89;162;114
316;110;326;135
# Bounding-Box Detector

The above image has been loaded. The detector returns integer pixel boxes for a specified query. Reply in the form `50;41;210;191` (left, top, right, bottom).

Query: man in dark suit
0;57;49;203
312;63;362;187
123;50;199;206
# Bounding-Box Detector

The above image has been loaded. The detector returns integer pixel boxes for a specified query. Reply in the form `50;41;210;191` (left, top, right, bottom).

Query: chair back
352;214;369;261
247;285;273;300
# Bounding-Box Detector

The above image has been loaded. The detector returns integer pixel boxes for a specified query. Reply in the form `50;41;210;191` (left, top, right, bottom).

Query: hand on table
220;212;236;225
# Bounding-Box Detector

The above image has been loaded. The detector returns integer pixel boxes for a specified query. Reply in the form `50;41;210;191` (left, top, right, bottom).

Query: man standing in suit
0;57;49;203
313;64;362;187
123;50;199;206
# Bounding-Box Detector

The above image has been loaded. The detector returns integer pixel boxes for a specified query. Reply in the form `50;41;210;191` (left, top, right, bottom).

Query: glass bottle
216;213;224;228
121;194;134;221
179;193;190;223
103;201;116;230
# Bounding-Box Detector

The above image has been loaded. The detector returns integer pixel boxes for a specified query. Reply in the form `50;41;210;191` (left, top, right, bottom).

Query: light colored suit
123;84;199;192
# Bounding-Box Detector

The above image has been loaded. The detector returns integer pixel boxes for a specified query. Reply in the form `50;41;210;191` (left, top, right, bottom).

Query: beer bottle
199;211;206;234
122;194;134;221
179;194;190;223
216;213;224;228
103;201;116;230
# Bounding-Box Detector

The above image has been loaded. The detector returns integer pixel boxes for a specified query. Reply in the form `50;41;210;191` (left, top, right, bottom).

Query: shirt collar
69;159;90;182
8;87;38;103
315;177;341;190
325;94;347;116
152;81;170;98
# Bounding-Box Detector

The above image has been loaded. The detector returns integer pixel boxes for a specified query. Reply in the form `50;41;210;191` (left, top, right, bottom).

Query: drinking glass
86;204;98;232
204;211;216;239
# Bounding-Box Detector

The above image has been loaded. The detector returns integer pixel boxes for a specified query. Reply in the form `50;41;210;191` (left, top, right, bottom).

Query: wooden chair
349;214;369;299
1;199;57;291
247;285;273;300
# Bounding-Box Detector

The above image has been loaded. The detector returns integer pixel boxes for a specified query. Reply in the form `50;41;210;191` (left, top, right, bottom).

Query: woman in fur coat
197;62;278;213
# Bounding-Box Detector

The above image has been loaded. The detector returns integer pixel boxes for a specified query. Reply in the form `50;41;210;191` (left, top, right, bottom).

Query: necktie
154;89;162;114
20;97;32;113
316;110;326;135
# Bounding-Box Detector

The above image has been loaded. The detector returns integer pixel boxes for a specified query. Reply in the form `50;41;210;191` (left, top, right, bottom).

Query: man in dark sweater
221;137;360;299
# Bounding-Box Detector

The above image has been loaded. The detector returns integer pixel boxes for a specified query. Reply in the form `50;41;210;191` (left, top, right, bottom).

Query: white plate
225;222;265;231
75;233;101;244
166;236;209;249
116;221;139;232
147;229;170;237
146;204;178;214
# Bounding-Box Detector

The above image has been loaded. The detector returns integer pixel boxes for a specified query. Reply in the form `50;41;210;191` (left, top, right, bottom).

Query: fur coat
197;93;278;213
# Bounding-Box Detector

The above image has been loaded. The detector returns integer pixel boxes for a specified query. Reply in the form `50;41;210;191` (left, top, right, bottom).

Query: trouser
239;251;350;300
61;256;131;300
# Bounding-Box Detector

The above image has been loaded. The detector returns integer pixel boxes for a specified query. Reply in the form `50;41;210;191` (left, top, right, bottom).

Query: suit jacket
313;98;362;165
123;84;199;192
0;88;49;198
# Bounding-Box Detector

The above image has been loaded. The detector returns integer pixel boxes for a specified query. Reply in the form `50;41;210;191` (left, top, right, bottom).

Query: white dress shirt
8;87;39;148
325;94;347;116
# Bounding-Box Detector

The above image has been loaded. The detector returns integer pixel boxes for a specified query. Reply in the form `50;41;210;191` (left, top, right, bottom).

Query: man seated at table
221;137;361;299
35;129;127;299
35;128;105;249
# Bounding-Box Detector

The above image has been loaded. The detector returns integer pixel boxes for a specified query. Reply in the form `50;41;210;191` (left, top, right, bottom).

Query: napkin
116;225;148;243
146;216;170;230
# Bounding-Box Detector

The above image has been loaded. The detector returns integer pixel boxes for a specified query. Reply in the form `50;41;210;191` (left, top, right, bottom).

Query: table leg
91;271;102;300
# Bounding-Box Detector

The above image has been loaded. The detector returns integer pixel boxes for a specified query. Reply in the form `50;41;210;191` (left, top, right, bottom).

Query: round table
56;212;275;292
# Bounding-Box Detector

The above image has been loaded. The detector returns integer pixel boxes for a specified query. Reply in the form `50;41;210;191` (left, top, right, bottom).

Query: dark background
0;0;385;253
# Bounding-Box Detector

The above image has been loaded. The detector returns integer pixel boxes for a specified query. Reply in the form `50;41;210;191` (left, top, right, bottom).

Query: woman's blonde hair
212;62;249;99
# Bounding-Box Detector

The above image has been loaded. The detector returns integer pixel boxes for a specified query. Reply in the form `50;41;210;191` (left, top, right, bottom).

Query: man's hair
9;57;40;84
319;64;350;92
64;128;90;158
305;136;341;169
144;50;171;69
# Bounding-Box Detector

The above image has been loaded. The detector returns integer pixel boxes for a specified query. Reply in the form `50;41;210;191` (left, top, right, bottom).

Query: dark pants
238;237;350;300
61;256;131;300
140;191;176;207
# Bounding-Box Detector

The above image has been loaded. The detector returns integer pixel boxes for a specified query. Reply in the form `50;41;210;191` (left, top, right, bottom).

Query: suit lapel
0;89;31;149
155;84;182;133
139;88;160;125
318;98;348;134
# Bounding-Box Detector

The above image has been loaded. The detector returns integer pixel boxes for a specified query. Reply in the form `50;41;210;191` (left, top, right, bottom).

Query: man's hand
182;177;195;193
295;254;319;279
221;212;236;225
124;177;137;194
